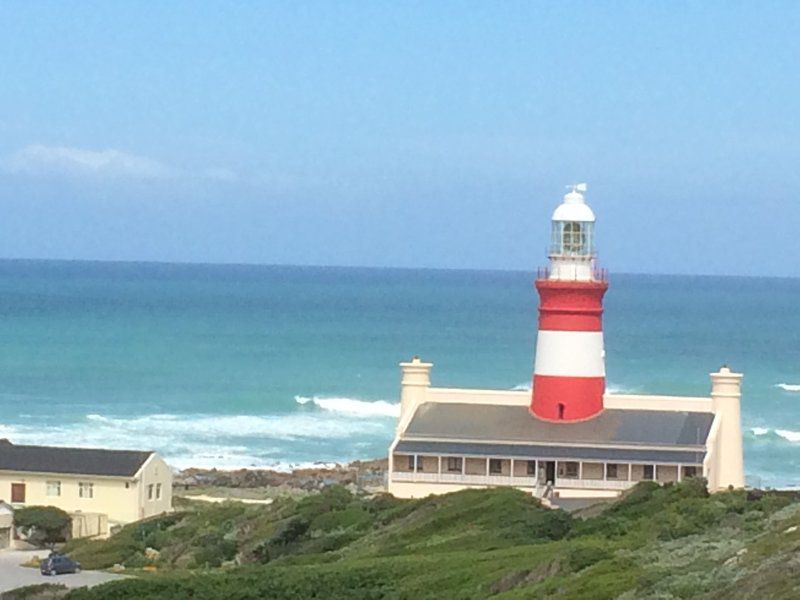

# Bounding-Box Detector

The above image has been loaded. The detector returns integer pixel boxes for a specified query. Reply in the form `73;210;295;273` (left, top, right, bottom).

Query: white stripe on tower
533;331;605;378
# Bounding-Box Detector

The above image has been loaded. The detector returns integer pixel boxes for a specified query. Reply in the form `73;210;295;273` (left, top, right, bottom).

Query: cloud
4;144;174;179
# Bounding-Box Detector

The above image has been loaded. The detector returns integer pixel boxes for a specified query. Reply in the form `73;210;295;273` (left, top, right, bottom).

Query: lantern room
547;184;597;282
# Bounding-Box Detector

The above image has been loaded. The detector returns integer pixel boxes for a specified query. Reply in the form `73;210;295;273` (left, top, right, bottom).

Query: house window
526;460;536;475
489;459;503;475
683;466;698;479
407;455;415;471
606;464;619;480
125;482;130;489
416;457;424;472
147;484;154;500
643;465;655;480
46;481;61;497
79;482;94;499
156;483;162;500
447;457;462;472
560;462;579;478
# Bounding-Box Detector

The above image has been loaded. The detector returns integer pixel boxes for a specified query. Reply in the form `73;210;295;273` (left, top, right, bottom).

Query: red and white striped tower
531;184;608;422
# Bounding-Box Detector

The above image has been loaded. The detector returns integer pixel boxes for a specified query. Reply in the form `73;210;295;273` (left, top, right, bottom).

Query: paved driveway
0;550;125;595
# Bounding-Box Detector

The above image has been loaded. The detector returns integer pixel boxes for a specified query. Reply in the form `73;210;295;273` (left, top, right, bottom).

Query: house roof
403;403;714;449
0;443;153;478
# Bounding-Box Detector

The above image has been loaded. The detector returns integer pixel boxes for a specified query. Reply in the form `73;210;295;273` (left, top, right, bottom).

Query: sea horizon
0;255;796;282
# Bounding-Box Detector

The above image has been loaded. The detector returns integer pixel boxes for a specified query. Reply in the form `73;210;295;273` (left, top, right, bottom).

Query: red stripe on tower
531;184;609;422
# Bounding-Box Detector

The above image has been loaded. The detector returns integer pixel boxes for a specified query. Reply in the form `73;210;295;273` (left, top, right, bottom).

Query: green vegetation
14;506;71;548
55;481;800;599
0;583;68;600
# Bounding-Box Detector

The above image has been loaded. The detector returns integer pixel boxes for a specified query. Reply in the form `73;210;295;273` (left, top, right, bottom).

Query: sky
0;2;798;276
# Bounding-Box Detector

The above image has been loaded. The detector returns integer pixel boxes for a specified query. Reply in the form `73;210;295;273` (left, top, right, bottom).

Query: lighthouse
531;184;608;422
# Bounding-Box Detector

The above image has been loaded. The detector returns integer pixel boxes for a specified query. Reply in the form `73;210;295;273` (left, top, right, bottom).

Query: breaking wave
776;383;800;392
294;396;399;418
775;429;800;443
0;404;396;470
750;427;800;443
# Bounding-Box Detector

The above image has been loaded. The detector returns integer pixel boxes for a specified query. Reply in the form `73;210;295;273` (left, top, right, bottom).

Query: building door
11;483;25;503
544;461;556;484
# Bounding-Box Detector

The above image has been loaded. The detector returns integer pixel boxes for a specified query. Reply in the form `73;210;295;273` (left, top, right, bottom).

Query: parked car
40;553;81;576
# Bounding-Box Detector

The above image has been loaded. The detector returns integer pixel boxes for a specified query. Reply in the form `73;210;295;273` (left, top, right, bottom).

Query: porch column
485;457;490;476
653;465;658;481
677;464;682;482
627;463;632;481
578;461;583;480
461;456;466;475
603;462;607;481
510;458;515;479
438;456;442;477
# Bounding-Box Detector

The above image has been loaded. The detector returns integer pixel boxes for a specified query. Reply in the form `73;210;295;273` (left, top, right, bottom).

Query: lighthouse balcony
537;265;608;283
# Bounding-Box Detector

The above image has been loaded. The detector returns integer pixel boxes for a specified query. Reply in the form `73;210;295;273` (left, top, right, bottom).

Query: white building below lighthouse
387;186;745;504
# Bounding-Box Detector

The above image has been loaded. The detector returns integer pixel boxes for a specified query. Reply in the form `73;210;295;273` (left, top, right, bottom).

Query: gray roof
397;403;713;465
0;443;153;477
404;403;713;448
394;440;705;464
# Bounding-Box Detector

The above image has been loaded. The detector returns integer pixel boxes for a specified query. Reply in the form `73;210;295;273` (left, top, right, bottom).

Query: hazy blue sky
1;2;798;276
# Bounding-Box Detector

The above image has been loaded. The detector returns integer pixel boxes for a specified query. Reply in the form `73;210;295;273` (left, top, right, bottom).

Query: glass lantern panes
551;221;594;256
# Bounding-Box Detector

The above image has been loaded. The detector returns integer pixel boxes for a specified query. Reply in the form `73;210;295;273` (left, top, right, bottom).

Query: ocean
0;260;797;488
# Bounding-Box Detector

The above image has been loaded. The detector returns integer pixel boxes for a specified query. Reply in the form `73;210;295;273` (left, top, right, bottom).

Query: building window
526;460;536;475
683;466;698;479
156;483;162;500
125;482;130;489
560;462;579;478
489;459;503;475
46;481;61;497
407;455;415;471
416;457;424;472
643;465;655;480
79;482;94;499
147;484;154;500
447;457;462;472
606;464;619;480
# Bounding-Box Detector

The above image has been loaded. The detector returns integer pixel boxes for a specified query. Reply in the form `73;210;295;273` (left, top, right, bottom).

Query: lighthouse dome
552;187;596;223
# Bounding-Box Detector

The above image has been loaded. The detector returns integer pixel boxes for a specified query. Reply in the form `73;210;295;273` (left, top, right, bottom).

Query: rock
144;547;161;561
111;563;126;572
174;458;388;494
784;525;798;534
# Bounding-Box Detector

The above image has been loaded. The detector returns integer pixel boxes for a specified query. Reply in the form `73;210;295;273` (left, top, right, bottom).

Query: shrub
567;541;612;571
14;506;71;548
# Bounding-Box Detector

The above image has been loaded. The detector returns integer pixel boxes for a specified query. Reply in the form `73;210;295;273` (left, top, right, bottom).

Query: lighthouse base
530;375;605;421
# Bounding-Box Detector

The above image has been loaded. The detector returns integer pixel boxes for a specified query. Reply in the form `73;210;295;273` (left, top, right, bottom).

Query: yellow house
0;440;172;536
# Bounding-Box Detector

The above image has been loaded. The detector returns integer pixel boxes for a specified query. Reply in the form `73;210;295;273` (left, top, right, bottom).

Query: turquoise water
0;260;797;487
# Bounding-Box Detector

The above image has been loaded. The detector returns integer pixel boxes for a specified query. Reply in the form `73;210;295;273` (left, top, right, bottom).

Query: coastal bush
566;539;612;571
14;506;71;548
1;583;69;600
57;485;800;599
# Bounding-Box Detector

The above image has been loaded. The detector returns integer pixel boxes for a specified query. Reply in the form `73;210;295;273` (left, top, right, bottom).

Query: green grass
59;481;800;599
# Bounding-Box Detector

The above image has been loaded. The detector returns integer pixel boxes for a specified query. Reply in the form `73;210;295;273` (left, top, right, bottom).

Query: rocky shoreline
174;458;388;494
